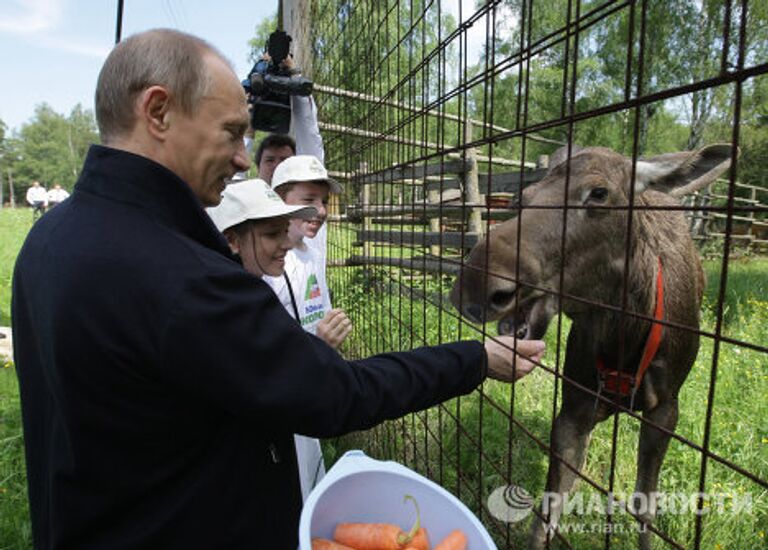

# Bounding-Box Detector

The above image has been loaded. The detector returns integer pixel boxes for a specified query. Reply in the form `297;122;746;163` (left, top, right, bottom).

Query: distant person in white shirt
47;184;70;208
26;181;48;220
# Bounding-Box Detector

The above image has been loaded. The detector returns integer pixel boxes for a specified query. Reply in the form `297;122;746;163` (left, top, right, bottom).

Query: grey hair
95;28;231;143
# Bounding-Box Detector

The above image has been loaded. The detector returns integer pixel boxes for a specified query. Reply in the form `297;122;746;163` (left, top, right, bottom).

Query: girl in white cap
207;179;316;278
207;178;328;506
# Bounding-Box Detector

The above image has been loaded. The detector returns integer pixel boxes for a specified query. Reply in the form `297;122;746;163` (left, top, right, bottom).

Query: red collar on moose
595;257;664;406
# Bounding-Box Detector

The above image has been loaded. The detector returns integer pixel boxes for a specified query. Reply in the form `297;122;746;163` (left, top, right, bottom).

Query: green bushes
327;259;768;548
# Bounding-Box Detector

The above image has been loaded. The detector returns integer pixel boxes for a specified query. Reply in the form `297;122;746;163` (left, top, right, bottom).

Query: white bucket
299;450;497;549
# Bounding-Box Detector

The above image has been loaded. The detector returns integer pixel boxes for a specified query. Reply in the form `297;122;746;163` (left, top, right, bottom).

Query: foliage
0;209;32;547
327;256;768;548
0;365;30;549
247;11;278;63
0;209;31;326
0;104;98;202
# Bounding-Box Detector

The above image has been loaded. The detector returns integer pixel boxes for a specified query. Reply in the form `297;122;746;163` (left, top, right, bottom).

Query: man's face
164;54;251;207
282;181;329;239
258;145;295;184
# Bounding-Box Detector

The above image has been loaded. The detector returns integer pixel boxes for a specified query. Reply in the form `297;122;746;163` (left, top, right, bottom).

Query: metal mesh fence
303;1;767;547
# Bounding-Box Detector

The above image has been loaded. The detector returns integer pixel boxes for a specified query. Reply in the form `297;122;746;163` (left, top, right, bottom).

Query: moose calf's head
450;144;732;339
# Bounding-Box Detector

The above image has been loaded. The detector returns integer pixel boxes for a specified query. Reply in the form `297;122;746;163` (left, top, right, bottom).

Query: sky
0;0;500;134
0;0;276;133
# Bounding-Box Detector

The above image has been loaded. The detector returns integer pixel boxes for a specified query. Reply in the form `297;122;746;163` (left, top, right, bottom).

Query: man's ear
139;86;172;140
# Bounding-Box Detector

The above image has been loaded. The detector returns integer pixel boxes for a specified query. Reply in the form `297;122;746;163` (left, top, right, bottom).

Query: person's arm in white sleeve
291;95;324;164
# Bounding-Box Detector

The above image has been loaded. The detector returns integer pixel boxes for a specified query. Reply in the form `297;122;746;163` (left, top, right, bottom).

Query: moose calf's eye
589;187;608;201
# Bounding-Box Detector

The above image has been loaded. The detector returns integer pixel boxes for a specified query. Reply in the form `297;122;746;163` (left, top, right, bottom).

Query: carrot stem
396;494;421;546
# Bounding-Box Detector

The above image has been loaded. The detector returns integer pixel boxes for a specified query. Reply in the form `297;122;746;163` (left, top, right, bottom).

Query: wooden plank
347;204;521;223
356;230;479;249
370;217;429;225
356;159;468;184
423;167;548;193
344;255;462;275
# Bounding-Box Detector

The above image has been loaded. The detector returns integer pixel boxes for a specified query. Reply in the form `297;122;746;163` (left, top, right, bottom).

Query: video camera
243;30;314;134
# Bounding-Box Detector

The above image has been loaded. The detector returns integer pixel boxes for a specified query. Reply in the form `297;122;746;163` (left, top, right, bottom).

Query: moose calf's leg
529;403;597;549
633;398;679;550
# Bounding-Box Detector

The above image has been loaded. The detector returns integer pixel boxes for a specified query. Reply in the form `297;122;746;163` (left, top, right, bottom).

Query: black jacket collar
76;144;234;259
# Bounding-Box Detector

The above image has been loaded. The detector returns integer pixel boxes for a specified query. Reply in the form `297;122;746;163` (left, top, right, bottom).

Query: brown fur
450;145;731;549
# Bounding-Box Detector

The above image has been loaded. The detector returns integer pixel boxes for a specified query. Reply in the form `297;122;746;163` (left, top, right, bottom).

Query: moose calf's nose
465;304;483;323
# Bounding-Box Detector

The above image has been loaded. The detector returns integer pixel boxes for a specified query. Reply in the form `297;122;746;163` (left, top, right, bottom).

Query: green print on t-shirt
304;273;321;301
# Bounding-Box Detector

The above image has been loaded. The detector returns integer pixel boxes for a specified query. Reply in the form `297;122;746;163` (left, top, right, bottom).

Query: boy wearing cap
263;155;350;501
265;155;352;349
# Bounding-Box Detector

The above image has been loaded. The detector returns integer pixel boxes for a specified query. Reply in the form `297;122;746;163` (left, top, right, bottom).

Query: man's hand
316;309;352;349
484;337;545;382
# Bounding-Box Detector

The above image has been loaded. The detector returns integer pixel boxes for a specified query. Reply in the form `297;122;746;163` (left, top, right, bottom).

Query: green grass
0;208;33;549
327;256;768;549
0;367;30;549
1;210;767;548
0;209;32;327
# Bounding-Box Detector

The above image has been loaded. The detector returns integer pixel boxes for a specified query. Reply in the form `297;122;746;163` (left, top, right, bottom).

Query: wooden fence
326;152;768;274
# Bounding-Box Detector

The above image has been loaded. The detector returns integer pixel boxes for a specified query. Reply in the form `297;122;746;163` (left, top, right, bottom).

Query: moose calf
451;144;732;549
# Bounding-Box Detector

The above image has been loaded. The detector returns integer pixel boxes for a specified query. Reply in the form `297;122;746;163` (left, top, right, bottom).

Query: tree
9;103;98;195
248;12;279;63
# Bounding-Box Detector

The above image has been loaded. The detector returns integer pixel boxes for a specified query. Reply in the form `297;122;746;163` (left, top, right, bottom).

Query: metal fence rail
298;1;768;547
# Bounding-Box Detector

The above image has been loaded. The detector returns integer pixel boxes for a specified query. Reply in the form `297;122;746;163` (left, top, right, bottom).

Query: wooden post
464;123;482;237
362;182;372;258
749;185;757;252
7;169;15;208
427;186;440;256
282;0;314;78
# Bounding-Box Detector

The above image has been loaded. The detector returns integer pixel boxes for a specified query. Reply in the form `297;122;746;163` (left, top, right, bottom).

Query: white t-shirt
264;243;331;335
263;242;331;501
267;93;331;502
26;186;47;204
47;188;70;203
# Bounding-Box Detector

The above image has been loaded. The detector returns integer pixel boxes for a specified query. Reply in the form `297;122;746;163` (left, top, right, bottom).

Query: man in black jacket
12;29;545;549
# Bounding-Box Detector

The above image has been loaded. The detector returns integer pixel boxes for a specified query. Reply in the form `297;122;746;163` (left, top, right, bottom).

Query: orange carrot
333;522;405;549
312;539;355;550
433;529;467;550
312;538;357;550
407;527;431;550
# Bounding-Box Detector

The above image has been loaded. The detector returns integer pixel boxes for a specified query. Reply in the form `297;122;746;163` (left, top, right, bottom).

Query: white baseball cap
207;179;317;233
271;155;343;193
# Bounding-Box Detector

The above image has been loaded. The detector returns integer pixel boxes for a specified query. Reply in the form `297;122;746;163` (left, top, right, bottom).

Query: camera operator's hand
484;337;545;382
279;53;296;71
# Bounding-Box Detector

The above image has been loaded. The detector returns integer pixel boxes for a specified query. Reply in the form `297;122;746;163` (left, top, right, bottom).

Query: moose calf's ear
546;144;585;175
634;144;735;197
